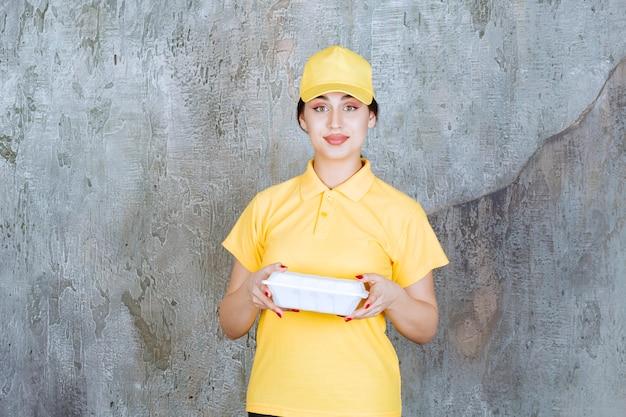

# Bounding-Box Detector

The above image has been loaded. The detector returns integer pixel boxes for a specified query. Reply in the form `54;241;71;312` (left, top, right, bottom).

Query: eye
343;104;359;111
312;104;328;112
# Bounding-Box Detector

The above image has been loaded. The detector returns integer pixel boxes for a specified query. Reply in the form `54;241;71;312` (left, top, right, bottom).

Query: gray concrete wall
0;1;624;416
404;60;626;416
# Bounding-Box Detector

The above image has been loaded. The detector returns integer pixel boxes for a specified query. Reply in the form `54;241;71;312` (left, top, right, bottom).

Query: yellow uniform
223;159;449;417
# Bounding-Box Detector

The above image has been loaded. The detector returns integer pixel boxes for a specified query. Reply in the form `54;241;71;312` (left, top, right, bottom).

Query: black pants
248;414;278;417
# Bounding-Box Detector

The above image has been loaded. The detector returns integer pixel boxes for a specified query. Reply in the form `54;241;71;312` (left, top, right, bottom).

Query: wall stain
0;10;7;34
34;1;49;33
121;287;172;371
90;285;110;339
87;99;111;133
450;282;501;360
577;299;602;359
468;0;491;38
0;135;17;164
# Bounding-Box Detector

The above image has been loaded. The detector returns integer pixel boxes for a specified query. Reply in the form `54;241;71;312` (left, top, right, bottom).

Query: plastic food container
262;271;369;316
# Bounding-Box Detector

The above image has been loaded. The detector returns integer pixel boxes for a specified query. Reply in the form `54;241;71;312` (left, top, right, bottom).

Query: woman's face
299;92;376;164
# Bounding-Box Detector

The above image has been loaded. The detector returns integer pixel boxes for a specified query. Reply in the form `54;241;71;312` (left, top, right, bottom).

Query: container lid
262;271;368;298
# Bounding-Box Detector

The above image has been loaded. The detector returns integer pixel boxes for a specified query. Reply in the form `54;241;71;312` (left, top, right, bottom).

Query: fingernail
280;264;288;269
365;304;370;309
292;309;300;312
265;291;270;298
276;312;283;318
344;317;352;322
355;275;363;280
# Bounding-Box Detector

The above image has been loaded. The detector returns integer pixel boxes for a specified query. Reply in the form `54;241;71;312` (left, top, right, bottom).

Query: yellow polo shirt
223;159;448;417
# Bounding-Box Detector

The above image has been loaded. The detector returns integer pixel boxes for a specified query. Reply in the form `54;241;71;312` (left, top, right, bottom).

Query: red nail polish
365;304;370;309
280;264;288;269
276;312;283;318
292;309;300;312
355;275;363;279
265;291;270;297
344;317;352;322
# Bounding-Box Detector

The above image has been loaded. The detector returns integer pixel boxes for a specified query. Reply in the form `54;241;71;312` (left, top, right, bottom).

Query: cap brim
301;83;373;105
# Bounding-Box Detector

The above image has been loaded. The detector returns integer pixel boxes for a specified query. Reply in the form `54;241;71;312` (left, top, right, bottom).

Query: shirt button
321;212;328;217
326;194;332;200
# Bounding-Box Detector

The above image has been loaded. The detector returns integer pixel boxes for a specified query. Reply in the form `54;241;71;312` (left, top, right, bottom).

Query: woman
219;46;448;417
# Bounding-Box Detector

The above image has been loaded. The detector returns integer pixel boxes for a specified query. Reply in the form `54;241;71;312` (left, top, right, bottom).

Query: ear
299;115;308;132
367;112;377;128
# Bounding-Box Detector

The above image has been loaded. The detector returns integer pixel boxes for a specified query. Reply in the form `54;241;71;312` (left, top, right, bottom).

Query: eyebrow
314;94;355;101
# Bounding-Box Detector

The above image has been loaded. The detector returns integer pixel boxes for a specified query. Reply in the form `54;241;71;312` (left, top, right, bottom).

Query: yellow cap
299;46;374;105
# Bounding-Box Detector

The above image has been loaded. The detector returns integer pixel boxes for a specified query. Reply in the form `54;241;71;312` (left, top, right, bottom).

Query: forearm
385;290;439;345
219;285;259;340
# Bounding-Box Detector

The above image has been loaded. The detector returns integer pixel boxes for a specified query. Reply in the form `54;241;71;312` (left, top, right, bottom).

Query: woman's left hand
345;271;439;345
347;273;404;321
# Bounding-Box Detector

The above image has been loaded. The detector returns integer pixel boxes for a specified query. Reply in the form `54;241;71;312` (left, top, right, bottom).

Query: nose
328;108;343;129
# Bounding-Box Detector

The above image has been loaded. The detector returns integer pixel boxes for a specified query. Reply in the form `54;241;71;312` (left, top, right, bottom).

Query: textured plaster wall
0;1;624;416
403;61;626;416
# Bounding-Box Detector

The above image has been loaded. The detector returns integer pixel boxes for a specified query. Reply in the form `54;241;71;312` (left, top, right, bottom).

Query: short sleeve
222;195;264;273
391;204;449;287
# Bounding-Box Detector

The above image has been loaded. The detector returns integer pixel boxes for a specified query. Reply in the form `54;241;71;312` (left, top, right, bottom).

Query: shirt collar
300;159;375;202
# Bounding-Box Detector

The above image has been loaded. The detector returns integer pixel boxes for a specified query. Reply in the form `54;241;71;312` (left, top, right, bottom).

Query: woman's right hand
245;262;288;318
220;260;289;339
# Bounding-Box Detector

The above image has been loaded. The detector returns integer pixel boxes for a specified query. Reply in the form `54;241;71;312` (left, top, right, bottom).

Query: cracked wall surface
405;60;626;416
0;1;624;416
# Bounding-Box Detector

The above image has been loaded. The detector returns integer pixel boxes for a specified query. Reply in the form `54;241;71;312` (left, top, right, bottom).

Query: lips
324;134;349;145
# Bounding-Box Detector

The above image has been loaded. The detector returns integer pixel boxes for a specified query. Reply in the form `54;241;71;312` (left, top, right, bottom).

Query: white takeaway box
262;271;369;316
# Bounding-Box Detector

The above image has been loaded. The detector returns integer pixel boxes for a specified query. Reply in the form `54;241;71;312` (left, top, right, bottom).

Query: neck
312;157;364;189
